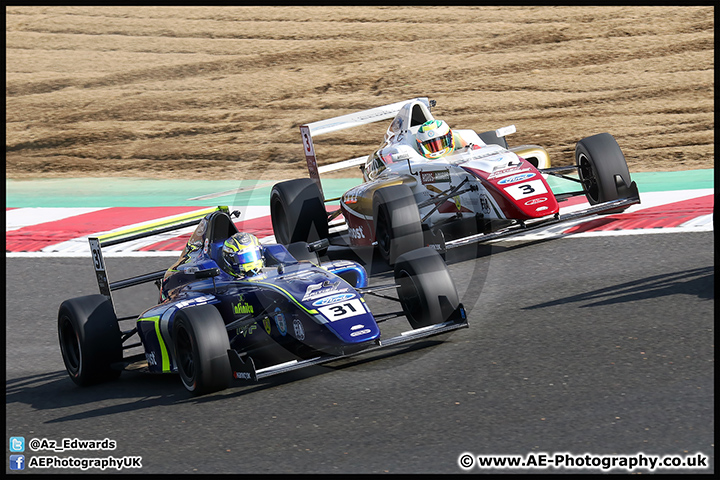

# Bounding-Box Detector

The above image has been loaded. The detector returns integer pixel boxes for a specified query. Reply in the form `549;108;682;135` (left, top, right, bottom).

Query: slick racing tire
58;295;123;386
271;178;329;245
173;305;232;396
373;184;424;266
576;133;633;211
394;247;460;329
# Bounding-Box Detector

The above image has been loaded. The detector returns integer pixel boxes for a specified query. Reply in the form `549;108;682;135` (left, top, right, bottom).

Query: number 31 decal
88;238;105;271
318;299;365;321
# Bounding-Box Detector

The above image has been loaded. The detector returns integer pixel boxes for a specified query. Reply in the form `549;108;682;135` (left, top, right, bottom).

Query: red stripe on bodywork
564;195;713;234
5;207;205;252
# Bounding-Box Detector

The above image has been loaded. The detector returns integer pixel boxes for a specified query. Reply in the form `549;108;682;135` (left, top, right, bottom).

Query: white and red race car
270;97;640;264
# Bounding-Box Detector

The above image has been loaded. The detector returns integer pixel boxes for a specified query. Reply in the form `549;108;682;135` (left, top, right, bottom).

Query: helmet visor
236;247;262;267
224;246;263;274
420;132;454;155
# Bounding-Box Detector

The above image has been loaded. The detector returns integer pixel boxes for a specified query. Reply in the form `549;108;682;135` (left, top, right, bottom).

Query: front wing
228;306;467;382
431;182;641;251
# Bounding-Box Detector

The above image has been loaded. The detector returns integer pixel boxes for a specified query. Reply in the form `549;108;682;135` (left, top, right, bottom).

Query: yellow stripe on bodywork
97;206;228;244
242;279;319;315
137;316;171;372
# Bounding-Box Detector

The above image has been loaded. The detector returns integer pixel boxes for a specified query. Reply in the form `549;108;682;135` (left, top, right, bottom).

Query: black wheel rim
375;207;391;257
397;272;422;322
59;316;81;374
175;326;195;383
578;154;600;203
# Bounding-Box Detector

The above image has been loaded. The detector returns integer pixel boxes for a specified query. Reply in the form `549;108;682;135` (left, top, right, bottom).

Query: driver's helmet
221;232;264;277
416;119;456;159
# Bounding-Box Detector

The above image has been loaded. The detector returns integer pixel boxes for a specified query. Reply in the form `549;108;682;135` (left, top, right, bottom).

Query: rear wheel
373;184;424;265
270;178;329;244
173;304;231;395
576;133;633;210
394;247;460;329
58;295;122;386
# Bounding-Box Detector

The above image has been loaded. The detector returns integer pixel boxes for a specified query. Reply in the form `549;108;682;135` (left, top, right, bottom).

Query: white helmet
416;120;456;159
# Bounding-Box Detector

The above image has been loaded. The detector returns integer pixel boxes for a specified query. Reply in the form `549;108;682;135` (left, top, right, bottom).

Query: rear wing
88;206;229;312
299;97;433;197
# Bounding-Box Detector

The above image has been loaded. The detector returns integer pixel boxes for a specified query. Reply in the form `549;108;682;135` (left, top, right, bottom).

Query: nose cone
328;316;380;344
320;314;381;356
314;296;380;345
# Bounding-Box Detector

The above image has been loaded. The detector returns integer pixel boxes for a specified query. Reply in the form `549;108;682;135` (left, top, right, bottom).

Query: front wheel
373;184;424;265
58;295;123;386
394;247;460;329
173;304;231;395
576;133;633;209
270;178;329;244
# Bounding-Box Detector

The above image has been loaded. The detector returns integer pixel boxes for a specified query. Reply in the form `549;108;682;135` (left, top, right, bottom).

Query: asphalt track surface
6;231;714;474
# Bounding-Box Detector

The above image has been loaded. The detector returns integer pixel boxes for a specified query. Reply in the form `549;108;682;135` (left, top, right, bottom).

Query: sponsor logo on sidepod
293;317;306;341
498;173;535;185
312;293;356;307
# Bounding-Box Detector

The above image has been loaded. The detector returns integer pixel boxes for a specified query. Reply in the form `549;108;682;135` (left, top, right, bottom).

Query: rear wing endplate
299;97;432;197
88;206;228;312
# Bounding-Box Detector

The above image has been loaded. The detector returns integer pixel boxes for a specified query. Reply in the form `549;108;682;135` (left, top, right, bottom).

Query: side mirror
308;238;330;254
195;267;221;279
495;125;516;138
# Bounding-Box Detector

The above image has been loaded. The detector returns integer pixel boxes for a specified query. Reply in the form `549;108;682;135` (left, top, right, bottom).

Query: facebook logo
9;437;25;452
9;454;25;470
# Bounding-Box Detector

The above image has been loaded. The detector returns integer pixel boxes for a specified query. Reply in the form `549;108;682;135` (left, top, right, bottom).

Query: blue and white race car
58;207;467;395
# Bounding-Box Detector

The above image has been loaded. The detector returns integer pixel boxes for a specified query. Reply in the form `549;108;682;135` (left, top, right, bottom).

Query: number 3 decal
504;180;548;200
519;184;535;195
300;125;314;156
